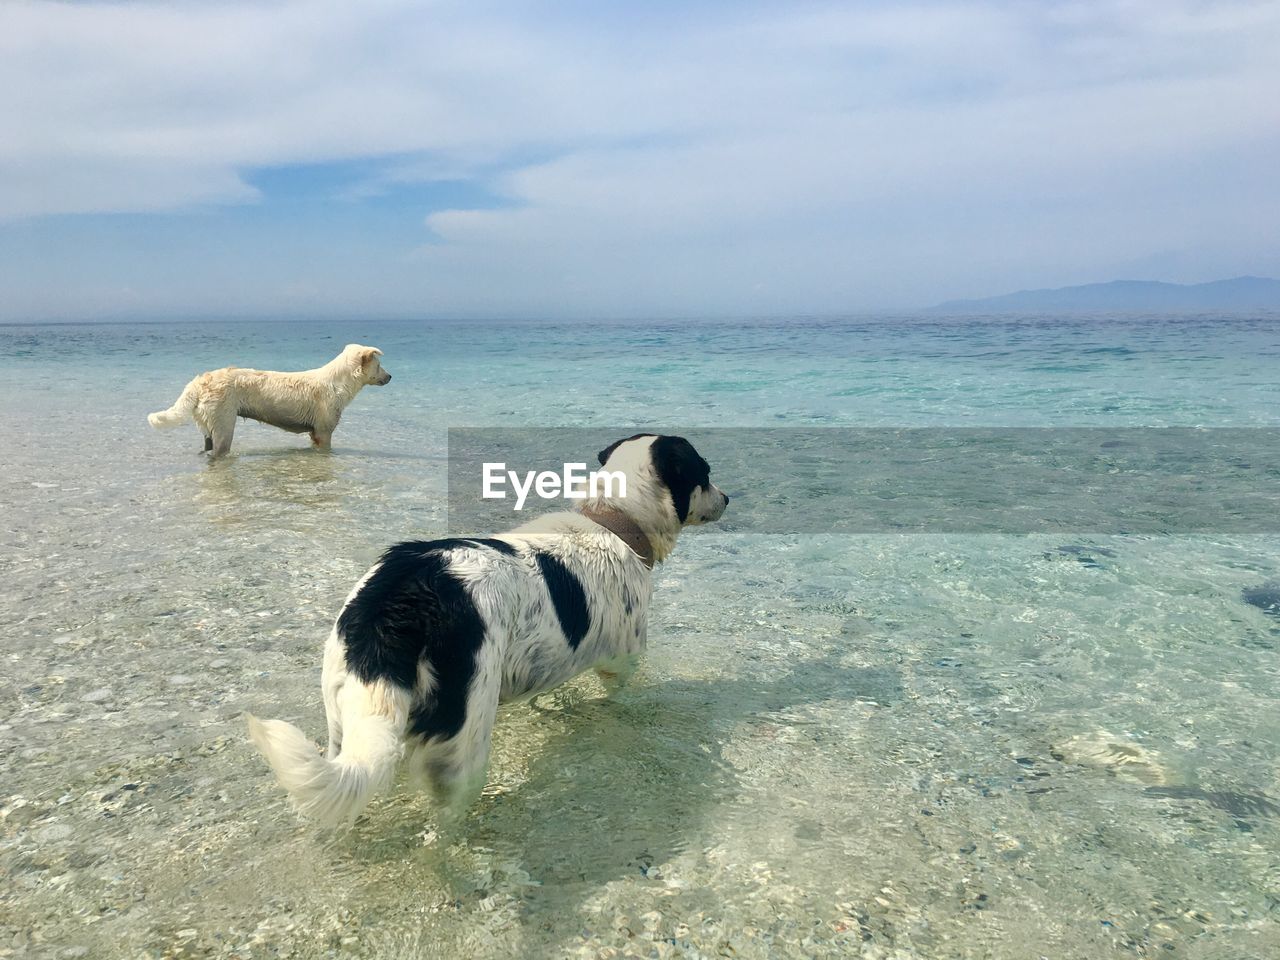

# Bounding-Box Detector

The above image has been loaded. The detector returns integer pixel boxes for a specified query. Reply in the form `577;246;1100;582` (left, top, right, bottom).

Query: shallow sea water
2;316;1280;959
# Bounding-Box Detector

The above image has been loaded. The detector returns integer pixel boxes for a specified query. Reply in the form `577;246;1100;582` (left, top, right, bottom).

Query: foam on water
2;316;1279;958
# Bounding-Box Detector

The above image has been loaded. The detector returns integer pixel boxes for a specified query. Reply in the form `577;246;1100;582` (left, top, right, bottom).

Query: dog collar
582;507;655;569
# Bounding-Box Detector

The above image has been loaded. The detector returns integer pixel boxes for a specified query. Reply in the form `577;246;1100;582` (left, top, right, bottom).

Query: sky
2;0;1279;321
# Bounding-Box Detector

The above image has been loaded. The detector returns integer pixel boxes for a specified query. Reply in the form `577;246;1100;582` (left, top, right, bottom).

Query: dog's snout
723;493;730;505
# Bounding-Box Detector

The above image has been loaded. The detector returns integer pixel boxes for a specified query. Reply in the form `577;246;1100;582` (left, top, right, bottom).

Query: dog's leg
210;426;235;458
193;412;214;454
426;745;493;821
419;654;501;819
208;405;237;458
595;653;641;696
208;414;239;458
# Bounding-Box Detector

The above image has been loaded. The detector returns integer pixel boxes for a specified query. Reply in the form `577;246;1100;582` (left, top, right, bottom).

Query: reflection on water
193;449;346;524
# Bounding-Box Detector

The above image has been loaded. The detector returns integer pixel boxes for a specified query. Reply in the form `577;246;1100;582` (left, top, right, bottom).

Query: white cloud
2;0;1279;312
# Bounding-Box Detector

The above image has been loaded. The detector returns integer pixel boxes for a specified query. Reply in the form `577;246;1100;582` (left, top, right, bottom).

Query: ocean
2;315;1279;959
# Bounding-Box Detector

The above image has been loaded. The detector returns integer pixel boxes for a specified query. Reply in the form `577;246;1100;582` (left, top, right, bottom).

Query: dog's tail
147;377;201;429
246;680;408;826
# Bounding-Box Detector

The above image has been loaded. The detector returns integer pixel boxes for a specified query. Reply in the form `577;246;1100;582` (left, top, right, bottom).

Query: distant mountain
930;276;1280;314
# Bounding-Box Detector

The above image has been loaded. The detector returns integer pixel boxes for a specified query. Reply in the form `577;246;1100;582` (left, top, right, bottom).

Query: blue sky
3;0;1279;320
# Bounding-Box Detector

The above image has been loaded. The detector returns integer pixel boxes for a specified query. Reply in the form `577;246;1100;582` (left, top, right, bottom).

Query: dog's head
596;435;729;542
344;344;391;385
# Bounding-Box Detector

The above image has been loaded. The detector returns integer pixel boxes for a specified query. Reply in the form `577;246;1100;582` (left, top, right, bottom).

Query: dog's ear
650;435;711;523
345;345;376;376
597;433;655;466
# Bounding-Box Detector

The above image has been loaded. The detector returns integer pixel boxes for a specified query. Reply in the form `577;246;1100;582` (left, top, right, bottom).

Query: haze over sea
3;313;1280;959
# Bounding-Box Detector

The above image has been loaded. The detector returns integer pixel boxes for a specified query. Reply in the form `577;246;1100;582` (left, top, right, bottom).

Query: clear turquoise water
2;316;1279;959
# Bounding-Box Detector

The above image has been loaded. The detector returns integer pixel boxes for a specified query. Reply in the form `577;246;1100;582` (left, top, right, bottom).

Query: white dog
147;344;391;457
246;434;729;825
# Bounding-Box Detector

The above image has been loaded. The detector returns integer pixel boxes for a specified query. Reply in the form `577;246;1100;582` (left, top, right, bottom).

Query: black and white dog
247;434;728;825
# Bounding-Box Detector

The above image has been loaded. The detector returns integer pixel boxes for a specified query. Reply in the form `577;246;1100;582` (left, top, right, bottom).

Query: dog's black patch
535;551;591;649
470;537;520;557
337;540;488;741
597;433;655;466
650;435;711;523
